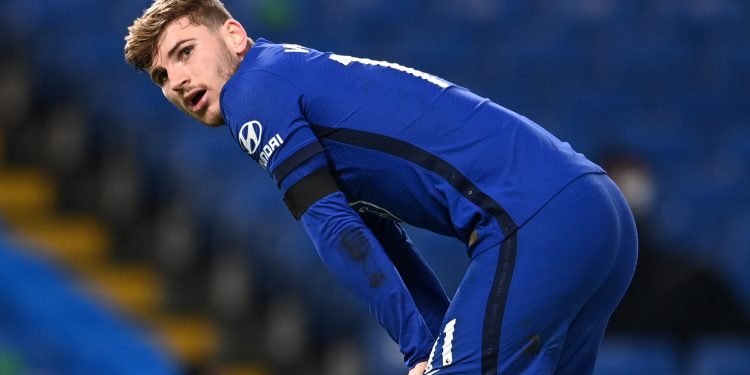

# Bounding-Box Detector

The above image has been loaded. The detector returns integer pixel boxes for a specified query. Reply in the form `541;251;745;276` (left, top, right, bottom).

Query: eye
179;46;193;60
155;70;168;86
159;71;168;85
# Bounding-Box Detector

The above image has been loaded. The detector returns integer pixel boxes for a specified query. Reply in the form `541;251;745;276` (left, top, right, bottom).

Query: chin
197;111;226;128
202;117;226;128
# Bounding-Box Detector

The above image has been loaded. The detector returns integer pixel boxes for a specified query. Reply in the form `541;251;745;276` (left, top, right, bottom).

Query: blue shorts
423;173;638;374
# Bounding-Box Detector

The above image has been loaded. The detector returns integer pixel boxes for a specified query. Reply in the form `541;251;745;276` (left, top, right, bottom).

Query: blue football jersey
221;38;603;248
219;39;605;367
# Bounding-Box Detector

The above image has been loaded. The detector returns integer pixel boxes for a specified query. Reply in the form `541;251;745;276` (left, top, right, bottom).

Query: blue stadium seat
687;337;750;375
0;232;178;374
718;215;750;314
593;336;681;375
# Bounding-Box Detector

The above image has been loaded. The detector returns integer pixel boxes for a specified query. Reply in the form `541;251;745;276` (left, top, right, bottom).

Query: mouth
185;89;207;112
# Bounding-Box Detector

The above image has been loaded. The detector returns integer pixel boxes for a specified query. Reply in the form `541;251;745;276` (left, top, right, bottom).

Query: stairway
0;129;267;375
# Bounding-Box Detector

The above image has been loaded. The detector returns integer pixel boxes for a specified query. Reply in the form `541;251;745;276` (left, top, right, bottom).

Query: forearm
301;192;435;368
360;213;450;338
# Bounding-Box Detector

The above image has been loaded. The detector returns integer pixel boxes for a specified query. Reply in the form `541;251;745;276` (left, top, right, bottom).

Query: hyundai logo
239;120;263;154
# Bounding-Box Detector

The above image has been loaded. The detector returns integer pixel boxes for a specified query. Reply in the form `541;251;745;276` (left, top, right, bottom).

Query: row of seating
0;223;177;374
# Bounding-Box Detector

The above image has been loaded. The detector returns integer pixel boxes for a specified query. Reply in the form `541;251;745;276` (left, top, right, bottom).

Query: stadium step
84;264;163;317
10;215;109;268
0;168;55;218
0;155;222;366
152;315;220;364
221;364;271;375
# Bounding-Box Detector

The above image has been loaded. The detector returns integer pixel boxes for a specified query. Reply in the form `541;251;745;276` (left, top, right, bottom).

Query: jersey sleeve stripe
272;141;325;187
282;167;340;220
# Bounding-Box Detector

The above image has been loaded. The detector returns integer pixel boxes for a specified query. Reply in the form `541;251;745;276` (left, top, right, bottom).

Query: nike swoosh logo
424;369;441;375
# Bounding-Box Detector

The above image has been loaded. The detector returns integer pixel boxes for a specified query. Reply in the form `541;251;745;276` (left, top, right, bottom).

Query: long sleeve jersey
220;39;604;367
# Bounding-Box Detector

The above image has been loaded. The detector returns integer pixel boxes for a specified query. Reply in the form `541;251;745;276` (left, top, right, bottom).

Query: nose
169;68;190;93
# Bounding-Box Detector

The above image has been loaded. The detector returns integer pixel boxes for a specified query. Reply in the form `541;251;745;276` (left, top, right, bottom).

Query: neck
239;38;254;59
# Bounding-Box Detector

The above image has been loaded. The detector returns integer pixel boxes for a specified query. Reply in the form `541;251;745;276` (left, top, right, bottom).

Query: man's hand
408;361;427;375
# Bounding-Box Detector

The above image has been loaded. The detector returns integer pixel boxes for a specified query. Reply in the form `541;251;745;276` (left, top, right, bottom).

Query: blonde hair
124;0;232;71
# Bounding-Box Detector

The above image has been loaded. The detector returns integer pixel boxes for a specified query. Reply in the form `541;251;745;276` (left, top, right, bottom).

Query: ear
221;19;249;55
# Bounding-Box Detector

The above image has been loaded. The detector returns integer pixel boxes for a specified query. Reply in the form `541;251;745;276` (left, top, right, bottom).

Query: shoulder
221;40;313;100
220;71;305;138
220;67;303;127
220;69;302;120
235;39;318;78
219;40;325;127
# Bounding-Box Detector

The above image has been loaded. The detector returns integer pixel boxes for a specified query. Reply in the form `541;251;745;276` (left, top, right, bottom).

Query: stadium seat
687;337;750;375
593;336;681;375
0;232;177;374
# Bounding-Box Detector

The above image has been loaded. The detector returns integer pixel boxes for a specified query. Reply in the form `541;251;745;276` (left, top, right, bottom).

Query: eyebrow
149;38;196;84
166;38;195;60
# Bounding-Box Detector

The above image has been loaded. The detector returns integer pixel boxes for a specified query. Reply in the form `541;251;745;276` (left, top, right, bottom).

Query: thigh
423;174;632;375
554;175;638;374
421;240;506;375
423;229;586;375
552;243;636;375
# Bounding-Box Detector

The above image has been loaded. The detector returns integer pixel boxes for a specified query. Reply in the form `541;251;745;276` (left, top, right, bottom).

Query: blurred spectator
604;154;750;341
0;57;30;129
321;339;365;375
264;294;312;373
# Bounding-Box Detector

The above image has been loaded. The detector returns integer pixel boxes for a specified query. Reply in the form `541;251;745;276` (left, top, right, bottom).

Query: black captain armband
283;168;340;220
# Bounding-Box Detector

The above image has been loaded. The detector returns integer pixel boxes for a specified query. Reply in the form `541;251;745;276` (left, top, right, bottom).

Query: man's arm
221;57;442;368
358;211;450;338
286;170;436;368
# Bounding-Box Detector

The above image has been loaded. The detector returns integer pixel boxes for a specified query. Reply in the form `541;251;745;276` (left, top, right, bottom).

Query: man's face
150;17;241;127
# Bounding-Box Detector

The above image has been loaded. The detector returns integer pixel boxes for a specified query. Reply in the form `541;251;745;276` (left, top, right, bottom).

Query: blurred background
0;0;749;374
